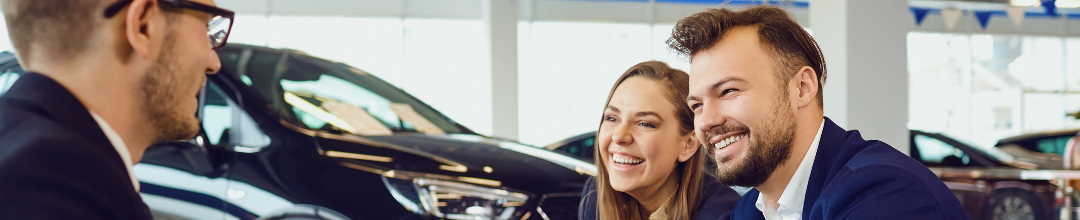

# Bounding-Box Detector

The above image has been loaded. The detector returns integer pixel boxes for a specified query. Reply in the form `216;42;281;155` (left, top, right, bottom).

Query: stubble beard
711;87;797;187
140;33;201;144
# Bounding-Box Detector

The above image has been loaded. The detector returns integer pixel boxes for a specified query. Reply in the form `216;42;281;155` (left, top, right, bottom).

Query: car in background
545;132;596;163
0;45;595;220
995;129;1080;170
910;130;1057;220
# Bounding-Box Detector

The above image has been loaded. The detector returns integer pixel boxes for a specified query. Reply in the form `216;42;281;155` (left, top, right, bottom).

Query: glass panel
281;75;403;133
909;33;1080;148
201;83;270;148
1037;136;1072;155
0;70;21;96
519;21;652;146
913;134;971;166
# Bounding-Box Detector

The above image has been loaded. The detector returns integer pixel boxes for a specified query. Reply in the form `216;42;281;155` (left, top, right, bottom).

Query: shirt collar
88;111;140;192
755;120;825;219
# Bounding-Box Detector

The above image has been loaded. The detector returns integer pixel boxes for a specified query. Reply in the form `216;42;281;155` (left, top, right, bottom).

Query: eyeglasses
104;0;235;50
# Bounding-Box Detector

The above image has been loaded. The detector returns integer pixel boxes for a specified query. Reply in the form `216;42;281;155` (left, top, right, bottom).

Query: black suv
0;45;594;220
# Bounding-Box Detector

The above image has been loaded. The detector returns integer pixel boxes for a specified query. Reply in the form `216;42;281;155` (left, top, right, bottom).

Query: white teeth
715;134;746;150
612;155;644;165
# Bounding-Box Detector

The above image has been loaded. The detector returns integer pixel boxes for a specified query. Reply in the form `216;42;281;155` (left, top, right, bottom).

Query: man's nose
205;50;221;74
695;103;725;135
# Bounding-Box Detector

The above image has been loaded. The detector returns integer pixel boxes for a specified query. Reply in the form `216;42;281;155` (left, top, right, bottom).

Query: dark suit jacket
579;175;741;220
0;73;152;219
728;117;969;220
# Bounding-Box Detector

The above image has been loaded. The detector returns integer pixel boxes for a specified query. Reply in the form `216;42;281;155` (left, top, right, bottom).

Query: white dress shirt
755;120;825;220
89;111;140;192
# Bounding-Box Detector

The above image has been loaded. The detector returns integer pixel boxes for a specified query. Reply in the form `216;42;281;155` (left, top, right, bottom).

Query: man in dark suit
0;0;230;218
671;6;968;220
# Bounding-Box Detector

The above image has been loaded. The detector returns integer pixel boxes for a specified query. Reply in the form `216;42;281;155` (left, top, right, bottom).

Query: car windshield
218;45;466;135
951;135;1016;163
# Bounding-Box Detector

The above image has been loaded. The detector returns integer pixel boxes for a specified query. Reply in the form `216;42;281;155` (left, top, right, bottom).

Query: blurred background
3;0;1080;219
2;0;1077;149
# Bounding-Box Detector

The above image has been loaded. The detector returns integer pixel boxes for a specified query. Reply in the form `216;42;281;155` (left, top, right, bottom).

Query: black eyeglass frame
104;0;235;50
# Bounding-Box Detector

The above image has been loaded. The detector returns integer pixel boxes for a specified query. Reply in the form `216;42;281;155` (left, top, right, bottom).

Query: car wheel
983;189;1044;220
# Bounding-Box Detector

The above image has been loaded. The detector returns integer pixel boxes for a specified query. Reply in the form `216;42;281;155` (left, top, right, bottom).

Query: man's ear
677;135;700;162
790;66;819;109
125;0;161;59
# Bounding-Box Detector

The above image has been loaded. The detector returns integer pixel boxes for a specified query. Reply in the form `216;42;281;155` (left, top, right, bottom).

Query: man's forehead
687;26;772;91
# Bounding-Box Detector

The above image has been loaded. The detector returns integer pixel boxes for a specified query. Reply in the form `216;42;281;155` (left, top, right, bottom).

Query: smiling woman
580;61;739;220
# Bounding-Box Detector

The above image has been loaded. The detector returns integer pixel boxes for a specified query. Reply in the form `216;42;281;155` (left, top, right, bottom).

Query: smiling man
0;0;232;218
669;6;967;220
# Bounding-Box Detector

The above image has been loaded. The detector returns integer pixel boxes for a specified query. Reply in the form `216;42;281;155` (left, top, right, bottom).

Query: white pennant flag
941;8;963;31
1005;6;1026;27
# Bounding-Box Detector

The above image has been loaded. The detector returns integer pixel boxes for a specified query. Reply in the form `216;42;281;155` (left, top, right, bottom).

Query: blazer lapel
2;73;114;150
0;73;148;215
802;117;847;215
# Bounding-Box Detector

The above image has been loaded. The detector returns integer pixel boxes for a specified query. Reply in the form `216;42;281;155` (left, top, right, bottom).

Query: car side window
0;70;21;95
913;134;972;166
566;137;595;160
1037;136;1071;155
202;82;271;150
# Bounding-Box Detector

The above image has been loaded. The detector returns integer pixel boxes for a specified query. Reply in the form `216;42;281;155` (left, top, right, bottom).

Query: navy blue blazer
0;73;152;219
579;175;741;220
728;117;969;220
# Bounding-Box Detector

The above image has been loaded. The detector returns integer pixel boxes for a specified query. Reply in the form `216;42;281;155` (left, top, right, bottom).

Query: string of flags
911;0;1074;30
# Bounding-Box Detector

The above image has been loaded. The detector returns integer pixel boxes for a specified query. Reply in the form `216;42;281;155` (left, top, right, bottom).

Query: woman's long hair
593;61;706;220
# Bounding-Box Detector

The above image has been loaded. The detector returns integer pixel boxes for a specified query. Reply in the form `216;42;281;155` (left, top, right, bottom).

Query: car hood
359;133;596;193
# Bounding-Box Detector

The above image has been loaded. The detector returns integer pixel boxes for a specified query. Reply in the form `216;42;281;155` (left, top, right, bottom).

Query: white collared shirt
89;111;140;192
755;120;825;220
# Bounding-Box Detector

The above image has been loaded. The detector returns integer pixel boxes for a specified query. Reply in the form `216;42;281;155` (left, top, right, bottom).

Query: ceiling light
1011;0;1041;7
1058;0;1080;8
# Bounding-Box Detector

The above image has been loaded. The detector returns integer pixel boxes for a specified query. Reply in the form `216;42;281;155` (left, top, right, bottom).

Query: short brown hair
1;0;181;66
2;0;108;65
666;5;826;107
593;61;706;220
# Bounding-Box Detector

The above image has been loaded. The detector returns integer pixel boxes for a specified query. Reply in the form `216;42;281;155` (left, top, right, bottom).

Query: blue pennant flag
974;11;993;30
911;7;931;26
1043;0;1058;16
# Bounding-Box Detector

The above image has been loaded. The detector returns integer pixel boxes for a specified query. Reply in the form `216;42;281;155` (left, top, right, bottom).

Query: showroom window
517;21;690;145
908;33;1080;147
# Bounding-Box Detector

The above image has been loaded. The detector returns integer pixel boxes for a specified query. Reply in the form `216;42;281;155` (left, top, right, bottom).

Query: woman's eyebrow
635;111;663;121
606;106;620;114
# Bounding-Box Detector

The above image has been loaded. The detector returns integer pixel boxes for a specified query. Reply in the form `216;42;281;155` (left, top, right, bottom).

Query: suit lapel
0;73;149;217
2;73;114;150
802;117;847;216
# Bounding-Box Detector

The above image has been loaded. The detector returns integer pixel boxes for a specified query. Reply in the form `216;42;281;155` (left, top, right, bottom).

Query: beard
139;34;201;144
708;87;797;187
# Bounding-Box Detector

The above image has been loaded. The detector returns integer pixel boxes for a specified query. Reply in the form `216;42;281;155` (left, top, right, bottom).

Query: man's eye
721;89;738;96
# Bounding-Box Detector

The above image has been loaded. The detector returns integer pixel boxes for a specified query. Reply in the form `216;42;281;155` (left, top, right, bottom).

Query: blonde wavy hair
593;61;707;220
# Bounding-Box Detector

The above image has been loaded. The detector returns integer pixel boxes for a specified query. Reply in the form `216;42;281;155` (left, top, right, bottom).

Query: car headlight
382;176;530;220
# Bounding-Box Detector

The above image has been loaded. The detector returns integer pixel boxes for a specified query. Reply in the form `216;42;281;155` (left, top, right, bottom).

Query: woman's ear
677;135;700;162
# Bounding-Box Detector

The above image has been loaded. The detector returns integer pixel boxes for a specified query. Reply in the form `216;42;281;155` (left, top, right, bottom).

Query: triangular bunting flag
941;8;963;31
974;11;993;30
1043;0;1058;16
1005;6;1026;27
911;8;931;26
